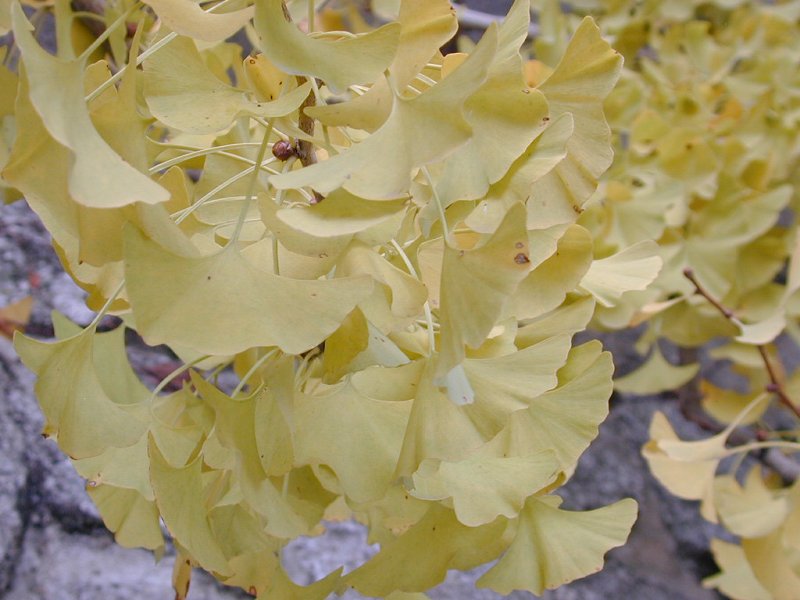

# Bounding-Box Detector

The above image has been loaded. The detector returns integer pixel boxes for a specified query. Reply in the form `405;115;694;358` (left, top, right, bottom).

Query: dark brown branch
683;267;800;420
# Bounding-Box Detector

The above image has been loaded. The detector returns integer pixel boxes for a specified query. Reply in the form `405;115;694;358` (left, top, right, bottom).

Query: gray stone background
0;0;755;597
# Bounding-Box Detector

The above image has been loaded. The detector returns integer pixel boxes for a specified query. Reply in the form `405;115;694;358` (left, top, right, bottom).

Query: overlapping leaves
4;0;643;598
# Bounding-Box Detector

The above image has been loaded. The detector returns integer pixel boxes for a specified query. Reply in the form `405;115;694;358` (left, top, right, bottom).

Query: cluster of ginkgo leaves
534;1;800;598
0;0;666;598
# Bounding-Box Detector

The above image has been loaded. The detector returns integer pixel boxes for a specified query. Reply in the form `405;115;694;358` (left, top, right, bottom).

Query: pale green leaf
703;539;772;600
14;323;148;459
144;36;312;134
477;496;637;595
294;376;412;503
11;4;169;208
254;0;400;94
270;26;497;199
614;345;699;395
149;437;232;575
579;241;662;308
142;0;254;43
123;227;373;356
87;485;164;551
410;451;560;526
438;203;532;376
346;504;506;596
714;469;791;538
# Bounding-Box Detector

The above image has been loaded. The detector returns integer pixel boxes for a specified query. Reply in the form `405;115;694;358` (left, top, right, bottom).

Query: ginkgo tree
0;0;664;598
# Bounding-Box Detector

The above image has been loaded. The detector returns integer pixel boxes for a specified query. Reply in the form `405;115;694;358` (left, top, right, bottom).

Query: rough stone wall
0;199;727;599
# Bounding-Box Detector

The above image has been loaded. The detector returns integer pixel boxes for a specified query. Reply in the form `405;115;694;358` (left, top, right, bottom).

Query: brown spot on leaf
515;241;524;249
514;253;530;265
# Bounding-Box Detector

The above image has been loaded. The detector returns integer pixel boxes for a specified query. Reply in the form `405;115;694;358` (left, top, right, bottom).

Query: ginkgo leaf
337;241;429;326
483;341;613;471
275;191;406;239
270;25;497;199
87;485;164;551
703;539;772;600
257;565;343;600
305;76;393;132
483;112;574;228
11;4;169;208
345;504;507;596
410;451;560;526
477;496;637;595
437;203;532;376
148;437;232;575
512;224;593;320
614;345;699;395
461;335;572;437
294;375;412;503
387;0;457;90
735;312;787;345
579;241;663;307
123;226;373;356
714;469;791;538
701;381;768;426
75;435;154;500
14;323;148;459
742;530;800;600
395;357;487;478
142;0;254;43
515;296;595;348
144;36;312;134
528;17;623;222
429;0;549;213
642;412;718;520
254;0;401;94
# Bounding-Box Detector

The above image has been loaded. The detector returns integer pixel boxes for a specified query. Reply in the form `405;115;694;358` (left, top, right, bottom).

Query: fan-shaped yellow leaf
11;4;169;208
142;0;254;43
528;17;623;223
388;0;457;90
714;469;791;538
395;357;487;478
579;241;662;308
703;539;772;600
144;36;312;134
430;0;549;212
515;296;595;348
295;375;412;503
345;504;506;596
438;203;532;376
148;438;232;575
123;227;373;356
270;25;497;199
483;341;613;471
257;565;342;600
14;323;148;459
512;224;593;320
461;335;572;437
742;530;800;599
410;451;560;526
614;345;699;395
477;496;637;595
254;0;400;94
87;485;164;551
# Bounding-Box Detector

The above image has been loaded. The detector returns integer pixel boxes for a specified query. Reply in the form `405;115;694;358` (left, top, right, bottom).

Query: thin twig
683;267;800;419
